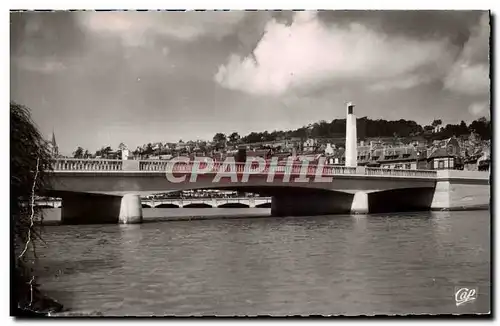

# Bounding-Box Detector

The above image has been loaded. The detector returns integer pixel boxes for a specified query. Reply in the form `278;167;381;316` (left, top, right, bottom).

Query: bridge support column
119;194;143;224
350;191;368;214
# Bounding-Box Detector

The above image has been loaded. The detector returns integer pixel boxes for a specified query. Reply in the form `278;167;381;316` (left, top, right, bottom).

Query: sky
10;10;490;155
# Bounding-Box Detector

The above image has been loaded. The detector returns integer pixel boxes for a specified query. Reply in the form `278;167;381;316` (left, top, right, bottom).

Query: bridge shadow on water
368;187;436;214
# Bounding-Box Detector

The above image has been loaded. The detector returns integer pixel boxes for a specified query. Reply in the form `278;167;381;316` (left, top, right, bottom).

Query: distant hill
239;117;491;144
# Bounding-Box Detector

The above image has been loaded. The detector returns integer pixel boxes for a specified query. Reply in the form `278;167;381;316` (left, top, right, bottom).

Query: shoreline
38;213;274;226
36;206;490;226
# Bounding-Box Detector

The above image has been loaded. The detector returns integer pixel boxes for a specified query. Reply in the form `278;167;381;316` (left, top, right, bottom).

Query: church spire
50;129;58;156
51;129;57;147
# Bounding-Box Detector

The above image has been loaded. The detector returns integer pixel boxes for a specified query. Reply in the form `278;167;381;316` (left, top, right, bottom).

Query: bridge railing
364;167;437;178
51;159;436;178
162;162;359;175
323;166;358;175
52;158;123;171
139;160;169;171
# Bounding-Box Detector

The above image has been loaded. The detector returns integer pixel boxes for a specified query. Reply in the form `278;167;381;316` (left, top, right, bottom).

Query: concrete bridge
45;158;490;224
35;197;272;209
143;197;271;208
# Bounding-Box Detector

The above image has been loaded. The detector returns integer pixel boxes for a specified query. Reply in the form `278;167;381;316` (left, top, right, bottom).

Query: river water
35;209;490;316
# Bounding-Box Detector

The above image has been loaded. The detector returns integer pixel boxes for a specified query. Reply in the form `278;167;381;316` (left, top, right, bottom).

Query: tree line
210;117;491;146
212;117;491;144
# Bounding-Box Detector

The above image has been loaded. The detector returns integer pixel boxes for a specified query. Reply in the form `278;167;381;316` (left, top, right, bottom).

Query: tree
142;143;154;156
290;127;308;139
73;146;84;158
11;102;63;315
469;117;491;140
242;132;262;144
431;119;442;133
431;119;442;127
95;146;113;158
83;150;90;158
213;133;227;143
132;148;142;157
459;121;468;135
118;142;127;151
101;146;113;158
213;133;227;150
228;132;240;144
198;141;208;154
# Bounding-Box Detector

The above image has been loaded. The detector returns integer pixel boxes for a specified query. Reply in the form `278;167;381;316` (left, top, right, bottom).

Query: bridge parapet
51;158;437;178
139;160;168;171
365;167;437;178
137;160;360;175
53;158;123;171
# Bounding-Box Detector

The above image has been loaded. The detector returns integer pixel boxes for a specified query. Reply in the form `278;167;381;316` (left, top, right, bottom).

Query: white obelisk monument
345;102;357;167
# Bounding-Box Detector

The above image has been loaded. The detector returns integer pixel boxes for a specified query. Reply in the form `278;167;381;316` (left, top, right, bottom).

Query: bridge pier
119;194;143;224
350;191;369;214
60;193;142;224
270;192;353;217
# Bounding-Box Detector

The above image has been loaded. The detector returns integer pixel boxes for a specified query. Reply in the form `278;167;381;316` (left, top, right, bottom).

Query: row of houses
93;131;490;172
222;136;490;171
130;135;420;158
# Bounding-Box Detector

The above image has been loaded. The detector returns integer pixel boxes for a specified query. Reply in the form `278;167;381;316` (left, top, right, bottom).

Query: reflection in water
37;210;490;316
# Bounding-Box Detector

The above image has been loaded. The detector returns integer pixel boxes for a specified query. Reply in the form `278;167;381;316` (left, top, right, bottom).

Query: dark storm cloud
316;10;486;48
10;11;87;57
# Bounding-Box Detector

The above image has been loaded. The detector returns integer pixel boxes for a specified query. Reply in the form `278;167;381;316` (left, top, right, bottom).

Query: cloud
214;11;456;96
368;75;434;92
444;63;489;95
76;11;246;47
468;101;490;117
444;13;490;95
14;56;67;73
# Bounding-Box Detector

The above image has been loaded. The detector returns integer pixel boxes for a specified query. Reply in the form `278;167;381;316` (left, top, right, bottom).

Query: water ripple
37;209;490;316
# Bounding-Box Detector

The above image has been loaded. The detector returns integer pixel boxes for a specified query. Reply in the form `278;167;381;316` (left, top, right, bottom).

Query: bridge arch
218;203;250;208
157;185;349;197
255;202;271;208
368;187;435;213
183;203;214;208
156;203;180;208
